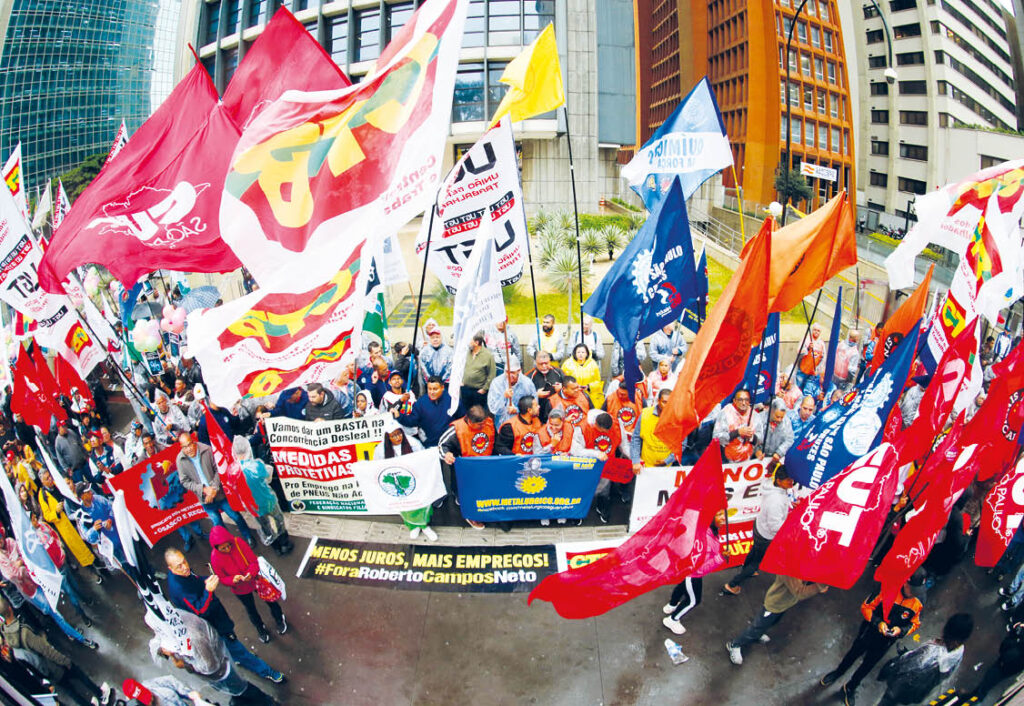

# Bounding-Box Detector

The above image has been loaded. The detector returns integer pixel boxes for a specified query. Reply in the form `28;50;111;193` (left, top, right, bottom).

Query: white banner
620;131;734;187
0;469;63;610
34;305;105;377
0;186;66;321
349;448;447;514
2;143;29;222
416;118;528;293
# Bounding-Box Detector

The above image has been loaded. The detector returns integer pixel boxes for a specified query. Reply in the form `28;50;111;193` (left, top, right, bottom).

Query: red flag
893;318;977;464
204;404;258;516
962;340;1024;480
977;454;1024;567
527;442;728;619
11;348;66;433
39;10;350;292
54;354;94;406
654;228;770;451
30;345;62;403
761;443;900;588
867;264;934;376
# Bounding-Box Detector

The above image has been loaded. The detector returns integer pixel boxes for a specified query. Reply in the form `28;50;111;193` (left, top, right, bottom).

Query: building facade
188;0;636;215
633;0;857;211
843;0;1022;229
0;0;185;189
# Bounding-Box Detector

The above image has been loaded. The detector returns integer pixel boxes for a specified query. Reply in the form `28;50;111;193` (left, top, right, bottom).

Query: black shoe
819;670;839;687
1000;587;1012;597
82;616;93;628
267;672;286;684
257;627;271;643
499;522;512;533
841;683;856;706
276;615;288;635
596;508;608;524
246;536;258;549
83;639;99;651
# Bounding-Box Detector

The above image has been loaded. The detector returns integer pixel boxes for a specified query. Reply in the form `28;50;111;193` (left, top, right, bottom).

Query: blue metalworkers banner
455;454;603;522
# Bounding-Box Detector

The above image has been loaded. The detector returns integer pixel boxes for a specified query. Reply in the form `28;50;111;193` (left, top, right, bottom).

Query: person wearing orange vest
495;397;544;456
548;376;592;427
581;412;626;523
538;409;580;455
604;383;641;444
820;584;923;705
439;405;495;530
794;323;825;393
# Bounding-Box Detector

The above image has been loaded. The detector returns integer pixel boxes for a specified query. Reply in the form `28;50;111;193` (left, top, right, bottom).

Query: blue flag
119;280;144;329
785;323;920;489
620;77;733;210
821;287;844;393
680;248;708;334
730;313;780;406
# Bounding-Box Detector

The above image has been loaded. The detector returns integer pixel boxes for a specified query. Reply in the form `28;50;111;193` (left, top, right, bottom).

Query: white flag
105;119;129;166
2;143;29;222
31;181;51;230
447;218;507;413
350;448;447;514
53;179;71;230
0;185;67;321
415;117;529;293
0;470;63;610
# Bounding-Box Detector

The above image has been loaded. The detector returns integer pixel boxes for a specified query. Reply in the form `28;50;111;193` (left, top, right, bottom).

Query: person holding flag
232;436;293;557
175;432;256;548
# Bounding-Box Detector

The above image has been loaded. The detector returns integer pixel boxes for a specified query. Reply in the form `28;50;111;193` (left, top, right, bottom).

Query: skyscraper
0;0;184;190
633;0;858;211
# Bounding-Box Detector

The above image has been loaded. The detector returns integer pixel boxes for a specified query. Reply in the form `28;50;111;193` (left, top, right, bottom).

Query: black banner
298;538;556;593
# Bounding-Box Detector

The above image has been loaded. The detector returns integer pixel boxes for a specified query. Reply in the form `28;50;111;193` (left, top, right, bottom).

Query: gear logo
515;457;549;495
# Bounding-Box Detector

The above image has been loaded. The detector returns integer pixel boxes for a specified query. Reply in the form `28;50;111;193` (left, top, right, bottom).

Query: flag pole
408;203;438;393
782;290;823;404
562;106;585;338
730;165;747;246
512;121;543;348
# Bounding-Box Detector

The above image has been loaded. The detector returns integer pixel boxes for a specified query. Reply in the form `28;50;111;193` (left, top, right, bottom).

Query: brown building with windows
633;0;856;211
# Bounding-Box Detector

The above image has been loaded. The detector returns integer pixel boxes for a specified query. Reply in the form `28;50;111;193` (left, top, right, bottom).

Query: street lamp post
782;0;811;226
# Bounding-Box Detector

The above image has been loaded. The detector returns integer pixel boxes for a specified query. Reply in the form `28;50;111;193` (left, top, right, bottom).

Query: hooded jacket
304;389;346;421
208;526;260;596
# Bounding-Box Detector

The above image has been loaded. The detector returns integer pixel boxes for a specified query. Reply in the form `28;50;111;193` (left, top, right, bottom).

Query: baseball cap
122;679;153;705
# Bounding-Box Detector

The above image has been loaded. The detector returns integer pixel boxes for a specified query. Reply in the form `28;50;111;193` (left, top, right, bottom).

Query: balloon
159;317;174;333
83;274;100;296
162;304;175;319
171;307;186;325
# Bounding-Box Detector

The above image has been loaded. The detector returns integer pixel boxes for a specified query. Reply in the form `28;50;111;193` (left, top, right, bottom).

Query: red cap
122;679;152;705
4;451;14;462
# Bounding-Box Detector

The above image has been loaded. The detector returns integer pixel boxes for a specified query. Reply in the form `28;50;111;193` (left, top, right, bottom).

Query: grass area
865;230;943;261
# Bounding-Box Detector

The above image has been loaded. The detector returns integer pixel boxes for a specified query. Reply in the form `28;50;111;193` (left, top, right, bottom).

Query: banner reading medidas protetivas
266;415;388;513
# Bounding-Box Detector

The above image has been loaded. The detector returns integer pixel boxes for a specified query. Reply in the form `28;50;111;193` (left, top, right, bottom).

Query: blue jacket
398;392;464;446
271;388;308;420
166;571;235;637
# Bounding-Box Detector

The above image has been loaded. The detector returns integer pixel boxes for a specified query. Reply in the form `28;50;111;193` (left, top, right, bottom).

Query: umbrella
131;299;162;321
179;286;222;313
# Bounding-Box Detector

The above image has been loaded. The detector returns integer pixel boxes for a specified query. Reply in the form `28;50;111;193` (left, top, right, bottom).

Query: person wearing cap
170;378;194;412
209;526;287;643
232;436;293;557
90;428;125;478
4;450;36;495
54;422;103;494
153;393;192;448
77;483;127;567
374;418;437;541
420;321;453;386
123;675;212;706
176;349;204;388
380;370;417;433
37;468;98;579
460;333;497;413
303;383;346;421
124;421;148;466
176;432;256;547
486;357;538;428
356;354;391;407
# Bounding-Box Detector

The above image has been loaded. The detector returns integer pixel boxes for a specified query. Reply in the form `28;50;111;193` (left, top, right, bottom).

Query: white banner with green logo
349;449;447;514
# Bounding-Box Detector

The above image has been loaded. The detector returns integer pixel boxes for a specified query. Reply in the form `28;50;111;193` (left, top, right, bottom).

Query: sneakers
83;639;99;651
841;683;856;706
758;634;771;644
409;527;421;540
820;670;840;687
596;507;608;524
662;603;678;615
1000;587;1011;597
246;535;258;549
1002;601;1013;612
557;518;567;524
540;519;550;526
721;583;741;596
267;672;286;684
276;615;288;635
422;526;438;542
466;519;485;530
726;642;743;665
257;627;271;644
662;616;686;635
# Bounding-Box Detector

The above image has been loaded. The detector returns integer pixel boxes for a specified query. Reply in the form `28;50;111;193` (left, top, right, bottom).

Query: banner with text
298;538;556;593
107;444;206;546
266;415;388;514
455;454;603;522
628;459;772;566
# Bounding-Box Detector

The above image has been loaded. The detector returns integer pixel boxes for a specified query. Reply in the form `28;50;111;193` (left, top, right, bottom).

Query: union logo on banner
64;321;91;354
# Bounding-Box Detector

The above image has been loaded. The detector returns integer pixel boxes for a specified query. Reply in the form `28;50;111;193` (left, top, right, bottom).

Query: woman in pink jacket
208;525;286;643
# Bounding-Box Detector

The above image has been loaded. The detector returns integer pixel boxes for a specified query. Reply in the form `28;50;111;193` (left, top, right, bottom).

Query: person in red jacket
208;526;286;644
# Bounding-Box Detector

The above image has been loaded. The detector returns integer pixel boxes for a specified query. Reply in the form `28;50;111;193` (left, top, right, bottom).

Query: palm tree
580;228;603;262
543;249;591;296
602;225;624;260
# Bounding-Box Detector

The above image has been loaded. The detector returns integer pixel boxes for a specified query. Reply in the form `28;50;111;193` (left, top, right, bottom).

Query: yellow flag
489;23;565;127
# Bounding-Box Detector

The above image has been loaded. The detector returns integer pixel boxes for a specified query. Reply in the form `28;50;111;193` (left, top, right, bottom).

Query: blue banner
822;287;843;392
455;454;603;522
680;248;708;334
785;323;920;489
729;312;780;406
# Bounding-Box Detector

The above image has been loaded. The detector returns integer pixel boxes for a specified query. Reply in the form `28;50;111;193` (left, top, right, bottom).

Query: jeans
831;621;895;690
59;567;87;619
202;497;254;542
26;591;86;644
71;463;104;494
996;535;1024;579
728;527;771;588
236;591;283;632
178;520;205;544
225;636;281;680
731;608;785;648
1007;562;1024;608
212;659;250;696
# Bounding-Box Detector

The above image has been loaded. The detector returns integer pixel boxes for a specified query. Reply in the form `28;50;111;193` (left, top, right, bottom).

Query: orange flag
654;228;771;451
867;263;934;375
742;192;856;312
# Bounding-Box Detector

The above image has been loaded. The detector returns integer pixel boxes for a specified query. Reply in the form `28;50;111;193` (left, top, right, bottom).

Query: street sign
800;162;838;182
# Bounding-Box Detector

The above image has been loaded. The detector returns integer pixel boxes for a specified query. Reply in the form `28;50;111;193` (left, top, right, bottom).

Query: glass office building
0;0;182;190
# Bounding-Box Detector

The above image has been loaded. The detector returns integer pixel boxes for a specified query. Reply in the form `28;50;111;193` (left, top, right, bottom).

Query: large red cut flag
38;9;351;292
654;228;771;451
11;348;66;433
962;339;1024;481
30;344;63;403
740;193;856;312
893;318;977;465
527;441;728;619
977;454;1024;567
203;404;258;516
761;443;900;588
54;353;94;406
867;264;934;376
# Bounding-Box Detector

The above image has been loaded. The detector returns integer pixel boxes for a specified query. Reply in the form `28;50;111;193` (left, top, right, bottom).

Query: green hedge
577;213;633;231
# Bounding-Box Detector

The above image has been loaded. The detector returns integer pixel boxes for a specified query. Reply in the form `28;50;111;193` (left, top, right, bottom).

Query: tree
53;152;107;201
774;167;813;205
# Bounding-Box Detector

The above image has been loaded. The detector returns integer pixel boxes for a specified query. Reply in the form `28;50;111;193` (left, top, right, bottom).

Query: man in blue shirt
396;376;464;447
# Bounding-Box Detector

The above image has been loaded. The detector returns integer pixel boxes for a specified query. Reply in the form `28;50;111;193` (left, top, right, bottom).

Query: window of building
354;8;381;62
844;131;849;154
329;14;348;65
870;171;889;187
385;2;415;42
801;53;811;76
793;119;802;143
464;0;486;48
806;122;816;146
930;19;940;33
783;16;793;35
980;155;1004;169
890;0;916;10
781;116;789;140
899;143;928;160
224;0;240;35
871;140;889;155
820;1;829;21
487;61;511;117
814;56;824;80
896;51;925;65
811;26;821;47
824;30;833;51
864;3;880;17
804;85;813;109
789;49;798;72
452;61;485;122
817;90;826;113
933;50;944;64
489;0;523;46
790;81;799;106
899;80;927;94
866;29;884;43
524;1;555;43
899;110;927;125
819;124;828;148
868;55;888;68
222;47;239;84
827;61;837;83
780;80;786;102
246;0;266;28
830;93;839;116
871;108;889;123
204;1;221;45
201;54;216;81
807;0;818;16
898;176;927;194
797;21;808;43
893;23;921;38
832;126;841;152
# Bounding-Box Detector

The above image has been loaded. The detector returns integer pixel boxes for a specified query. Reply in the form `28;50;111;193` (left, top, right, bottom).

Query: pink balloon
169;320;185;334
160;317;174;333
162;304;175;319
171;307;187;324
